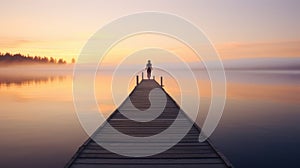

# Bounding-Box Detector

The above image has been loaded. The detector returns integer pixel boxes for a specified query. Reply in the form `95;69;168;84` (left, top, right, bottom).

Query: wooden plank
88;142;210;146
78;153;220;159
71;164;228;168
83;146;214;151
74;158;224;164
81;149;216;155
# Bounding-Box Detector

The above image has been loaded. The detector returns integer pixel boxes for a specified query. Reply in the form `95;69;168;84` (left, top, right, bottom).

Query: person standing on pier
145;60;152;79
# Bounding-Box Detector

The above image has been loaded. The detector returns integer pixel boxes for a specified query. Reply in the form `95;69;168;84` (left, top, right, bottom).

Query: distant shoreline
0;52;73;65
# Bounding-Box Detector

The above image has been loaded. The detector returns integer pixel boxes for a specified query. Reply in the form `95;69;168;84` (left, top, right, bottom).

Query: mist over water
0;64;74;86
0;65;299;167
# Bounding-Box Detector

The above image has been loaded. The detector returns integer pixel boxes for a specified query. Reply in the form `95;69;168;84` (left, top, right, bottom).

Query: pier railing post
136;75;139;86
160;76;163;87
142;72;144;80
153;76;155;81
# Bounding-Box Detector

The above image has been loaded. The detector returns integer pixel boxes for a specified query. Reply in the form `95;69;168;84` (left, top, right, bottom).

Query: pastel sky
0;0;299;63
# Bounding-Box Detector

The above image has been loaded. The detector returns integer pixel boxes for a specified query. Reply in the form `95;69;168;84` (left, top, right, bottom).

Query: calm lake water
0;67;299;168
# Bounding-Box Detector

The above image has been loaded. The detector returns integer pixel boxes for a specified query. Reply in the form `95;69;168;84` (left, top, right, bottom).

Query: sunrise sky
0;0;299;63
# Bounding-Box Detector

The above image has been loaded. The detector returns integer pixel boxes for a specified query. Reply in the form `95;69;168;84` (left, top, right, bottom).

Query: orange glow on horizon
1;38;299;65
216;40;300;60
0;39;86;64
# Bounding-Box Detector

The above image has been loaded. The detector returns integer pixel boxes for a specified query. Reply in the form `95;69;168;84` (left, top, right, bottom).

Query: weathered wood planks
65;79;232;168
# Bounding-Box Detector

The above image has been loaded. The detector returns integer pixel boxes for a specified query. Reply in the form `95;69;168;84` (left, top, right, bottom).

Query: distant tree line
0;52;68;65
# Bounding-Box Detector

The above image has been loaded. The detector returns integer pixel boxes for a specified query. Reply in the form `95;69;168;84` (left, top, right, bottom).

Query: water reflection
0;68;299;168
0;74;67;87
0;71;87;168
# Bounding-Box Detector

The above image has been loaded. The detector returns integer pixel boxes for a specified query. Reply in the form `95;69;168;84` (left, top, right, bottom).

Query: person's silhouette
145;60;152;79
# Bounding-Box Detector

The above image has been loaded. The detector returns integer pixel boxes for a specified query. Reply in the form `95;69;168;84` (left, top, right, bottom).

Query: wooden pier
66;79;232;168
